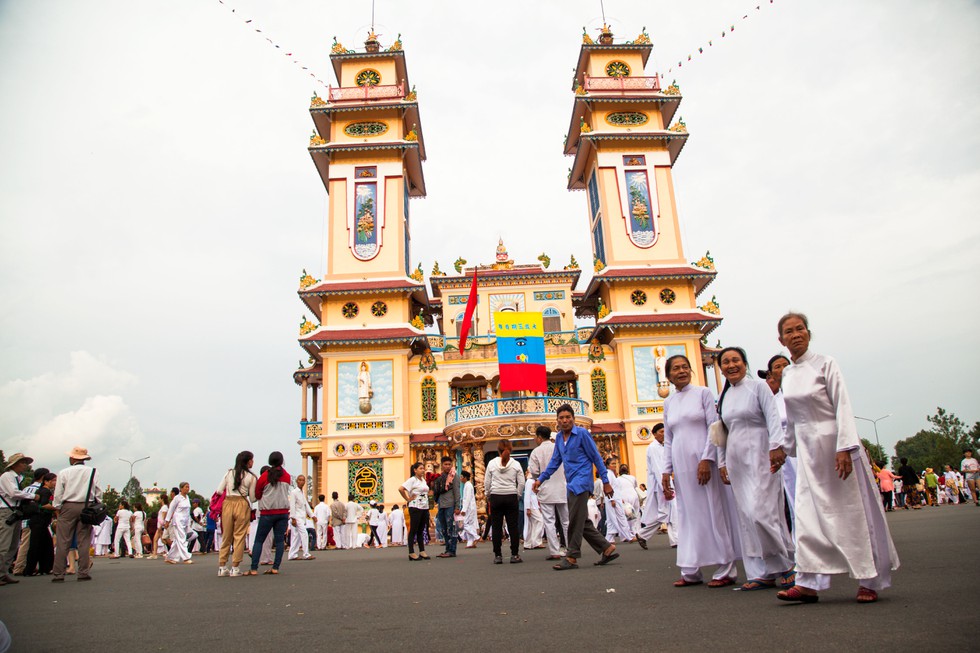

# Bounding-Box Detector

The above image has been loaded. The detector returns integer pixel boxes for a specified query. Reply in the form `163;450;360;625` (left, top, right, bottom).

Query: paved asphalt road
2;505;977;652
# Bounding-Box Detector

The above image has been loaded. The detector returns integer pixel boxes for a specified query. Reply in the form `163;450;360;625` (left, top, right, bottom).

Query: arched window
542;307;561;333
590;368;609;412
454;313;465;338
421;376;437;422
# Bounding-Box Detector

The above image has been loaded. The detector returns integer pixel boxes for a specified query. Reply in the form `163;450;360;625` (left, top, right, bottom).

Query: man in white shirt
11;465;49;576
367;502;383;548
344;494;363;549
523;471;544;549
51;446;102;582
288;475;316;560
190;499;206;552
0;453;36;586
528;426;569;560
313;494;330;550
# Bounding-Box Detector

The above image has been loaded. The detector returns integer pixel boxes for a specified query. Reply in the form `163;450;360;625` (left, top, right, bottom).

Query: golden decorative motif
386;33;403;51
582;26;594;45
564;254;579;270
574;83;586;96
409;262;424;282
699;295;721;315
669;117;687;133
663;80;681;96
537;252;551;269
299;268;319;289
309;130;326;146
634;27;652;45
597;297;610;319
410;312;425;330
598;24;614;45
580;118;593;134
299;316;318;335
405;84;417;101
404;124;419;141
310;93;326;108
431;261;447;276
453;257;467;274
593;255;606;273
693;250;715;271
330;37;348;55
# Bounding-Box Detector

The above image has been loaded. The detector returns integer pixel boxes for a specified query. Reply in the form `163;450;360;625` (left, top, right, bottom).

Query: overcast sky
1;0;977;491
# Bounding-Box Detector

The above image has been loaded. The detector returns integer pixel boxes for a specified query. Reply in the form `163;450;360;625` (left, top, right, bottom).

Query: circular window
605;61;631;77
355;69;381;87
630;289;648;306
371;301;388;317
342;302;359;319
659;288;677;305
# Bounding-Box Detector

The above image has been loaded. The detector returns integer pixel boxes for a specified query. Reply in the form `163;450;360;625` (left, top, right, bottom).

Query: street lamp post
119;456;151;485
855;414;891;454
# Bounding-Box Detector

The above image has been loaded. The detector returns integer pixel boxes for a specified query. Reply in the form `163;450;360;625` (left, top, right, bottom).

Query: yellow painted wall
586;52;646;79
332;108;404;144
339;60;398;88
326;172;407;279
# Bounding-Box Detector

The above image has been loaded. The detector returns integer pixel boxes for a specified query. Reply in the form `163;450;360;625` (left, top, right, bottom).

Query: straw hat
67;446;91;461
4;453;33;471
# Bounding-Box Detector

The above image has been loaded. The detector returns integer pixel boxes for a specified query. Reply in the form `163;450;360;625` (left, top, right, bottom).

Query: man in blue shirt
534;404;618;570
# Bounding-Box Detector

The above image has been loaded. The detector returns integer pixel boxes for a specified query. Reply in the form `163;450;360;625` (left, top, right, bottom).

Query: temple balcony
443;396;592;444
300;421;323;440
328;82;406;103
583;74;660;94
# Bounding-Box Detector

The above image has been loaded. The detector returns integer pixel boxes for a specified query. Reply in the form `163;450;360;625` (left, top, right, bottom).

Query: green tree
926;407;968;445
862;439;887;467
121;476;145;508
967;422;980;452
894;429;963;474
102;486;122;515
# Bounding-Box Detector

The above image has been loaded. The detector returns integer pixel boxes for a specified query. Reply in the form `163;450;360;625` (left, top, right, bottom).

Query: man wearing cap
0;453;35;586
51;446;102;582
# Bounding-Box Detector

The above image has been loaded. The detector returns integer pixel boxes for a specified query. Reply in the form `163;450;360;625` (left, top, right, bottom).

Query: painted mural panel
624;170;658;247
632;345;686;402
348;458;383;503
338;360;393;417
353;181;379;260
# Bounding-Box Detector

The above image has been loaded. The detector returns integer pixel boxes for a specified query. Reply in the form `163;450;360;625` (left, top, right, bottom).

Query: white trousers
131;527;144;556
113;526;132;556
523;509;544;549
604;500;634;542
316;523;329;549
537;502;569;556
289;520;310;559
166;528;192;563
344;523;358;549
682;560;737;582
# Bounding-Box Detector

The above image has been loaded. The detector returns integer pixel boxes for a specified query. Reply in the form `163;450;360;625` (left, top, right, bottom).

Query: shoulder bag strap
84;468;96;508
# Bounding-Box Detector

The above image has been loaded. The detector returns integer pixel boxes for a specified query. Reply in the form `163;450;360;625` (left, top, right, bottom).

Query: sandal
244;570;258;576
707;576;737;588
552;558;579;571
545;555;563;560
776;586;819;603
778;570;796;588
593;551;620;566
263;569;278;575
673;578;703;587
408;554;419;561
419;553;430;560
856;587;878;603
740;579;776;591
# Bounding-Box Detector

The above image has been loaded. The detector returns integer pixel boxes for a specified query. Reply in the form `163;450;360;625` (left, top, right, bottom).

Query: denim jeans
250;513;288;570
436;507;457;555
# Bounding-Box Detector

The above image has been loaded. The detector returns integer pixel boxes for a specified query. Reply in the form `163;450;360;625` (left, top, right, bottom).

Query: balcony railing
584;75;661;94
327;83;406;103
300;421;322;440
445;396;589;427
437;328;595;352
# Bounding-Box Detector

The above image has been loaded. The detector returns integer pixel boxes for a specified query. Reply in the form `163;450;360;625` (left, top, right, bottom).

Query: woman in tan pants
215;451;256;577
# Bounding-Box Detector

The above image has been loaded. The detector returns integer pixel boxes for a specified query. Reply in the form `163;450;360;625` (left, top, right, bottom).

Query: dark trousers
250;513;287;571
489;494;520;557
24;522;54;575
201;529;215;553
566;490;610;560
407;507;428;554
881;490;894;510
435;507;457;555
368;525;382;546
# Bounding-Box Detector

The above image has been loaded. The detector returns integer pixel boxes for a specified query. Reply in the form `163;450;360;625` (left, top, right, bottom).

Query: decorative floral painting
624;170;658;247
353;181;379;259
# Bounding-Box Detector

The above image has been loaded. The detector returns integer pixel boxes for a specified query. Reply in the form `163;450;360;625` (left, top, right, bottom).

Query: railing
328;83;406;103
445;396;589;427
300;421;323;440
584;75;660;93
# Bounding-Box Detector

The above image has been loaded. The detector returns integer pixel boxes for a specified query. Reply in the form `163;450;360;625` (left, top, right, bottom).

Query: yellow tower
296;32;431;504
565;25;722;435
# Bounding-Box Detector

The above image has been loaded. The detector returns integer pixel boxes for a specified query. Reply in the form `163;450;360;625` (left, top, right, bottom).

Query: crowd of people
3;312;973;601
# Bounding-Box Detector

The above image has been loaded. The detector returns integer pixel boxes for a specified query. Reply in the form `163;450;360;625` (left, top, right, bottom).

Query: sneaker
229;567;243;577
493;556;503;564
217;567;229;577
510;555;523;564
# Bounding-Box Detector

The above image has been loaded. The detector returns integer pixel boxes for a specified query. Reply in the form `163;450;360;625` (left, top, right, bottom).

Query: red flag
457;269;479;350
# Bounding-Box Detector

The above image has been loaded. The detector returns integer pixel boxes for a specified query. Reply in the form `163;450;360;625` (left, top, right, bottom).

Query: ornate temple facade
294;27;723;514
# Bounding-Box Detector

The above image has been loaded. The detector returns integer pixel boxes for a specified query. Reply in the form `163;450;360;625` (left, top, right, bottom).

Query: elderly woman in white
716;346;795;591
773;313;898;604
164;482;194;564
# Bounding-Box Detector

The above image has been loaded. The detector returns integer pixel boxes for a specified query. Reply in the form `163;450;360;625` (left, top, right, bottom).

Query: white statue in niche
654;346;671;398
358;361;374;414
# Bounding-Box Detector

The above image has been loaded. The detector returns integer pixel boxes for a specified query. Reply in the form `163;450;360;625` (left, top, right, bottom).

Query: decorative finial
580;118;592;133
699;295;721;315
593;255;606;273
299;316;318;335
299;268;320;289
310;91;326;108
669;117;687;133
582;26;595;45
453;257;467;274
692;250;715;271
409;263;424;283
404;124;419;141
564;254;580;270
309;130;326;146
597;297;610;319
387;33;403;52
431;261;446;276
405;84;417;101
537;252;551;269
663;79;681;96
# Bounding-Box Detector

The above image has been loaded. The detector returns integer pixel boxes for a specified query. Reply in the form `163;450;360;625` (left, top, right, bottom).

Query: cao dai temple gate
294;26;724;515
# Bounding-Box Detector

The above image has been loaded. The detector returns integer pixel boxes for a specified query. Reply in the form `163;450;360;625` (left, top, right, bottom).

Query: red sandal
776;586;819;603
856;587;878;603
673;578;703;587
707;576;736;588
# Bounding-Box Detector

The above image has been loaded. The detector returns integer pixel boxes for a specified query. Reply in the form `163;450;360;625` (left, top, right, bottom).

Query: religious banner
495;312;546;394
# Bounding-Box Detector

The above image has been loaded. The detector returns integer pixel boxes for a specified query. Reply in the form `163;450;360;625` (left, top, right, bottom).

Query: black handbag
79;468;108;526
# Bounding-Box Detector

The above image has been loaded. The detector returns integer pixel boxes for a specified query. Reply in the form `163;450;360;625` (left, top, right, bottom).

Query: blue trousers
436;507;457;554
250;513;288;570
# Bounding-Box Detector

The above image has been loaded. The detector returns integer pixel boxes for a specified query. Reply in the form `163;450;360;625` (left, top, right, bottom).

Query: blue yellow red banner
495;312;546;393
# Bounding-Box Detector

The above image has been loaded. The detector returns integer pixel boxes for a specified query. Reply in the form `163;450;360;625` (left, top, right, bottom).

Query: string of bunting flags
664;0;777;74
215;0;327;89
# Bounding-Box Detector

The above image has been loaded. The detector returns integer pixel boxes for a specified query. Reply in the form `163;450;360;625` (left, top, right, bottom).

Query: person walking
51;446;101;583
602;459;635;544
961;450;980;506
637;424;678;548
896;458;921;510
459;471;479;548
528;426;569;561
433;456;461;559
112;501;134;558
190;499;207;552
534;404;618;570
774;312;899;604
366;502;383;548
0;453;36;586
164;483;194;565
288;475;315;561
215;450;257;577
485;439;526;565
389;504;406;547
249;452;291;576
329;492;347;549
399;463;430;560
313;495;330;550
878;466;900;511
131;504;146;557
523;470;545;549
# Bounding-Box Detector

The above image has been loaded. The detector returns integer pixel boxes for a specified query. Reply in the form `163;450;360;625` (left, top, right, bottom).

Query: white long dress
523;482;544;548
389;508;406;545
772;390;798;529
719;376;795;580
95;516;113;555
166;495;192;563
460;481;479;544
617;473;641;533
663;384;739;580
603;471;634;542
638;439;677;545
377;509;389;547
782;350;899;591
